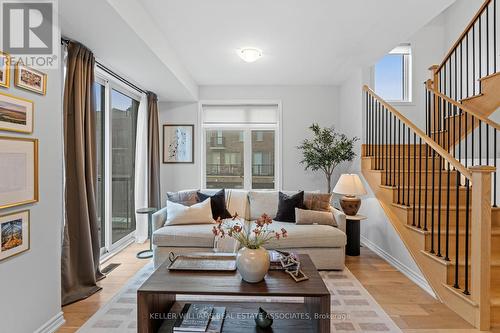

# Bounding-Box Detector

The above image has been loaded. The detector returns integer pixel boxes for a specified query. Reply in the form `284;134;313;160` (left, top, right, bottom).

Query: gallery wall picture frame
0;91;34;133
0;209;30;262
163;124;194;164
14;61;47;95
0;51;10;88
0;136;39;210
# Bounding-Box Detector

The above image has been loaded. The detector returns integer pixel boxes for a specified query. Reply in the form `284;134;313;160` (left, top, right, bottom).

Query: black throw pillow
275;191;305;223
197;189;232;220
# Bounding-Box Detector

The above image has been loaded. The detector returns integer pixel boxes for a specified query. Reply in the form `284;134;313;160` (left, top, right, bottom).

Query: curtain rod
61;37;148;95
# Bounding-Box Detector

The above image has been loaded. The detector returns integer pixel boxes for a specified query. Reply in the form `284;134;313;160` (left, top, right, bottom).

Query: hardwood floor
57;243;500;332
346;247;500;333
57;242;150;333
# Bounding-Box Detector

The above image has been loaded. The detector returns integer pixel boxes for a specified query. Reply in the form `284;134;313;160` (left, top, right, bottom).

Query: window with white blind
200;102;281;190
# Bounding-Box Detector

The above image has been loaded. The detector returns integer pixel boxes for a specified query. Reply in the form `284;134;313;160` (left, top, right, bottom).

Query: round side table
136;207;157;259
345;214;367;256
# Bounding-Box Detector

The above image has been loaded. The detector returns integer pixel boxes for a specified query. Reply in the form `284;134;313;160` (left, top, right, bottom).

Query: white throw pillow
295;208;336;226
248;191;279;220
164;199;214;226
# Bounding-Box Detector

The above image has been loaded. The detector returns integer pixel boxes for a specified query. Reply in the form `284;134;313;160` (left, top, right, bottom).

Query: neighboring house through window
201;102;281;190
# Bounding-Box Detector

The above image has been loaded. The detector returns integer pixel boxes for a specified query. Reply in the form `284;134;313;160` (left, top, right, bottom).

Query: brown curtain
61;41;104;306
147;92;161;209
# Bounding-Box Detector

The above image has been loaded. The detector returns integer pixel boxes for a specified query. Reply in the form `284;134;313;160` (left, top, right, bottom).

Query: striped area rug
77;263;401;332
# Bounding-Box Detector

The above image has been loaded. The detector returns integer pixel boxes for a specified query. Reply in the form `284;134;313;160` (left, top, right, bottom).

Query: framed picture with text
163;124;194;164
0;136;39;210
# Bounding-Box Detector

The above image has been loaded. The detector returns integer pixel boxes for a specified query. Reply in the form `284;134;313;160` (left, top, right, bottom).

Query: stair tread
460;93;484;102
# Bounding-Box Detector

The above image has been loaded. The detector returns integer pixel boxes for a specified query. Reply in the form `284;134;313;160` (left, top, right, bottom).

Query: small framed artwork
0;210;30;262
0;52;10;88
0;92;34;133
0;136;38;210
14;62;47;95
163;124;194;164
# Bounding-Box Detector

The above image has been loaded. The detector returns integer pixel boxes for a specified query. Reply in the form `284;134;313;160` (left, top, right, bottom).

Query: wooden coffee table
137;254;331;333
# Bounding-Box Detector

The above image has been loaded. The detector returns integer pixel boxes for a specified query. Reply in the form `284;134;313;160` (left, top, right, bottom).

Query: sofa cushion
166;189;199;206
264;221;346;249
153;224;215;247
303;193;332;212
226;189;249;219
275;191;304;222
248;190;279;220
295;208;336;226
164;199;213;226
198;189;232;220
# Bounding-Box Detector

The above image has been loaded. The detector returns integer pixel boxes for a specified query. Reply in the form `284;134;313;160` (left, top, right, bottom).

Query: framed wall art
0;136;38;209
0;210;30;262
14;62;47;95
0;52;10;88
0;92;34;133
163;124;194;163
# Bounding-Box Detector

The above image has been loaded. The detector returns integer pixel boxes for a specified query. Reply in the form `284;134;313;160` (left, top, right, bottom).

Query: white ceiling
139;0;455;86
61;0;455;100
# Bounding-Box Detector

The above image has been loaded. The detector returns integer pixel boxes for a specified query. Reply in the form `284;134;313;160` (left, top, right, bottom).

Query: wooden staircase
360;0;500;329
362;86;499;330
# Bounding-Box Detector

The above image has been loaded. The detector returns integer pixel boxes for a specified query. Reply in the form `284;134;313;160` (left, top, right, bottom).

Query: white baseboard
34;311;65;333
360;235;436;298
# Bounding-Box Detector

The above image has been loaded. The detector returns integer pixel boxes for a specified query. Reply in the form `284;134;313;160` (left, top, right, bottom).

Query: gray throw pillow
166;190;199;206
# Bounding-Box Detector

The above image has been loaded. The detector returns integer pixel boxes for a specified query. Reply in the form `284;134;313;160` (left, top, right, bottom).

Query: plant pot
236;247;270;283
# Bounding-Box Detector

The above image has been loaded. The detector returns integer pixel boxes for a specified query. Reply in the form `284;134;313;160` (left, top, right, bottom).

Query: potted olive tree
297;124;358;193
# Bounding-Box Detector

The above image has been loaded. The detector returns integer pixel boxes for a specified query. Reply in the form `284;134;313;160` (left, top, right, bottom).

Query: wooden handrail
363;85;472;179
437;0;491;72
425;80;500;131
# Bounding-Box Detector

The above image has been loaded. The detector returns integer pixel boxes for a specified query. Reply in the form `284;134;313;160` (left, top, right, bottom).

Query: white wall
159;85;342;204
0;67;64;329
335;0;488;296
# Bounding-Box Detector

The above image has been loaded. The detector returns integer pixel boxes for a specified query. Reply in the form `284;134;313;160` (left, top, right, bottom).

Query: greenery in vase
297;123;359;193
212;213;287;250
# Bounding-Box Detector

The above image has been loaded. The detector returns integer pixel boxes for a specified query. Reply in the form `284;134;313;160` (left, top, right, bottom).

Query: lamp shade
333;174;367;196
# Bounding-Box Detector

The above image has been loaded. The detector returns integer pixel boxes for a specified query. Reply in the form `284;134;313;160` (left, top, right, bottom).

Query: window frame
374;45;413;104
95;67;142;258
198;100;282;190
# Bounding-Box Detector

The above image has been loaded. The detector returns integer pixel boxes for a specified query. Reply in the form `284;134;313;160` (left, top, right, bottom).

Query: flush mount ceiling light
237;47;263;63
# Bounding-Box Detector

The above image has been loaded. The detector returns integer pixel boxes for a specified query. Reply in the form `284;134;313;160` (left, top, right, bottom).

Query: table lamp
333;174;367;216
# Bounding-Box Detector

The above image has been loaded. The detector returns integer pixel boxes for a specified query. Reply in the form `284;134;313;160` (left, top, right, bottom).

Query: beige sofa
151;189;347;270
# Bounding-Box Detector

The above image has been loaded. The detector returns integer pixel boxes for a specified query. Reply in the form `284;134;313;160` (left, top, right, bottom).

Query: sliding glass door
94;74;140;256
111;89;139;243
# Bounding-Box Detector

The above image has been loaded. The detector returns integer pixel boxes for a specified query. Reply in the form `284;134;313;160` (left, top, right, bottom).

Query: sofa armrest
152;206;168;232
329;206;346;234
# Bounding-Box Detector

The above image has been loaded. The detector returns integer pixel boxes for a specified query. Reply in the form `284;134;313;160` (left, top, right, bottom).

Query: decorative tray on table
167;252;237;271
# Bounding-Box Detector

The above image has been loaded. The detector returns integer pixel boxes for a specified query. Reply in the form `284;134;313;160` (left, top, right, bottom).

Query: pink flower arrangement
212;213;287;249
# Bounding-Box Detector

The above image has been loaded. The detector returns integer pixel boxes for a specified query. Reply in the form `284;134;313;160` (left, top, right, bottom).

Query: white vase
236;247;270;283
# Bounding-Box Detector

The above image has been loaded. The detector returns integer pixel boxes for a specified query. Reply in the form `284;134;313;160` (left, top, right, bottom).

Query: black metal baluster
385;107;389;185
479;14;482;92
472;116;475;167
454;170;461;289
431;145;436;254
407;127;411;207
464;178;471;295
487;4;490;75
473;24;476;95
437;153;443;257
424;143;429;231
479;120;482;165
366;92;369;156
393;115;397;187
418;139;422;229
412;133;417;226
402;123;406;205
398;119;401;204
